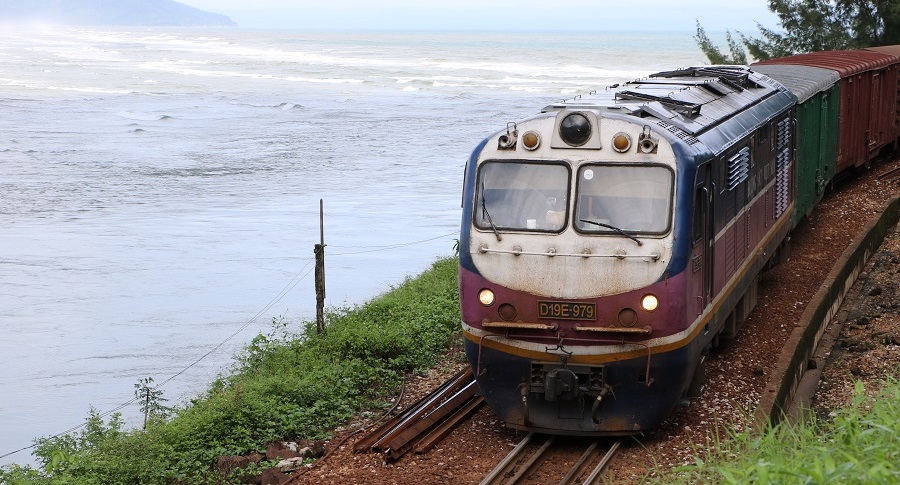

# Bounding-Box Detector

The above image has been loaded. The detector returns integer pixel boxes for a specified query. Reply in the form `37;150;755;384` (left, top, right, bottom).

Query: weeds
660;378;900;484
0;257;461;484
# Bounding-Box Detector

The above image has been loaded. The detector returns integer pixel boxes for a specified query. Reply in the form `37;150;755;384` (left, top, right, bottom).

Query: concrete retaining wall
756;196;900;427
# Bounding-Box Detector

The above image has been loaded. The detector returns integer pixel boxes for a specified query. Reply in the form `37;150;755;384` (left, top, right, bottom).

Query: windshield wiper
580;219;643;246
481;191;502;241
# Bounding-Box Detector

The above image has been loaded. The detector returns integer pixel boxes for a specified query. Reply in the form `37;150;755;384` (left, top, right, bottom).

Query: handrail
478;244;661;261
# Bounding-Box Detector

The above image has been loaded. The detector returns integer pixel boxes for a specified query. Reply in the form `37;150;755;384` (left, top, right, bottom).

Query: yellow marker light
612;132;632;152
479;288;496;306
522;131;541;150
641;294;659;312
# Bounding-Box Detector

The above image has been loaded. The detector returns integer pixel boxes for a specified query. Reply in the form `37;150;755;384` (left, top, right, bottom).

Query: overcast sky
178;0;782;33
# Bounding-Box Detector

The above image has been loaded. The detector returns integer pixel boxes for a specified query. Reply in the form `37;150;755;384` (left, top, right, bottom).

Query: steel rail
481;436;621;485
354;366;472;452
383;379;479;460
413;393;485;454
558;440;600;484
507;435;554;483
479;432;536;485
877;164;900;182
581;439;621;484
354;366;483;462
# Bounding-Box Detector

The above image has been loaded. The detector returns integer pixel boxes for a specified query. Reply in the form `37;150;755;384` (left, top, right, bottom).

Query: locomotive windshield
475;161;570;232
474;161;673;235
574;164;674;234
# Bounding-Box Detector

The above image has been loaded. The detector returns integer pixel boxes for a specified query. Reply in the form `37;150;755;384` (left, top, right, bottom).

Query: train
458;48;900;435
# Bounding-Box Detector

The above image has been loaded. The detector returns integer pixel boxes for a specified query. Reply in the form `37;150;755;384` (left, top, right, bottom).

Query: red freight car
865;45;900;151
755;50;899;172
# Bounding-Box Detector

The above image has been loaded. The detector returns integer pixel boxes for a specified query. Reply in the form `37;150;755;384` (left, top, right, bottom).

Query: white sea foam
46;85;133;94
138;61;365;85
116;111;171;121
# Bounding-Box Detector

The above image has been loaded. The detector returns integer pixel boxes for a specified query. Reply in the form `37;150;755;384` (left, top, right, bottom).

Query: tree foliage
134;377;173;428
697;0;900;63
695;22;749;64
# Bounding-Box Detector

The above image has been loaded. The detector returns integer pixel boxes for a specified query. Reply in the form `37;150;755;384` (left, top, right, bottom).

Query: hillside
0;0;236;26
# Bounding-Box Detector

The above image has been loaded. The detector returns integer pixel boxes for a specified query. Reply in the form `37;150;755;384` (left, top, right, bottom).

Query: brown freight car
865;45;900;151
755;50;900;172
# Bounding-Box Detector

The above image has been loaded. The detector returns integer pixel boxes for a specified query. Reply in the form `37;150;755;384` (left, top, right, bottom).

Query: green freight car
752;64;840;227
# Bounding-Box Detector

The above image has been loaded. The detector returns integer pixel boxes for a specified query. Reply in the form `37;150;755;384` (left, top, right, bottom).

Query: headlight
558;113;592;146
478;288;495;306
641;294;659;312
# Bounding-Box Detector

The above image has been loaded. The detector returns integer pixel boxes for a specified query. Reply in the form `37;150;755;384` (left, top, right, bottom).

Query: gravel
813;215;900;420
292;157;900;485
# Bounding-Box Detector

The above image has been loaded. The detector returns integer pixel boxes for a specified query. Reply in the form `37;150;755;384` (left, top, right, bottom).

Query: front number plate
538;301;596;320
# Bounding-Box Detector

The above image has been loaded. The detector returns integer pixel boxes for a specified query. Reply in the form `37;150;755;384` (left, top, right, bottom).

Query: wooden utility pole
142;386;150;429
314;199;326;334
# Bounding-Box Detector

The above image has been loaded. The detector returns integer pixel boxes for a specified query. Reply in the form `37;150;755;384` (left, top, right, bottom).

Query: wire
156;259;315;389
0;259;316;461
0;230;458;461
157;230;459;388
0;397;142;460
329;232;457;256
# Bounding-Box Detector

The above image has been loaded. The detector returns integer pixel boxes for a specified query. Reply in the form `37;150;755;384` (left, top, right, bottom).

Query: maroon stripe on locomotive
755;49;900;173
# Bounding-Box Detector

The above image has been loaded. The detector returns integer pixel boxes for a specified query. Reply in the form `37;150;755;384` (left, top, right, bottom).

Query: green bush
0;257;461;484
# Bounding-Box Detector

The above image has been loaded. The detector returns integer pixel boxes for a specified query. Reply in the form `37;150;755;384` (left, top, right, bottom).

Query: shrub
1;257;461;483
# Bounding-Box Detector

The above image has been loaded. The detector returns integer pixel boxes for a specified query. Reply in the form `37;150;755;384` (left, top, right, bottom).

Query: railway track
480;433;621;485
877;163;900;183
353;366;621;484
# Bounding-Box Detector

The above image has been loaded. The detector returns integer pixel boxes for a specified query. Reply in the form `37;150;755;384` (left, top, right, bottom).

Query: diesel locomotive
458;50;899;435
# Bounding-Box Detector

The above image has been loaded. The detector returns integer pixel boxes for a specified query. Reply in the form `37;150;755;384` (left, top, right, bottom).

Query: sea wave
116;111;173;121
138;61;366;85
46;85;135;94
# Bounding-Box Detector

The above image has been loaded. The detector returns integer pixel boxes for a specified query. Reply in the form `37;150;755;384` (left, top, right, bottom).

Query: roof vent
616;90;701;118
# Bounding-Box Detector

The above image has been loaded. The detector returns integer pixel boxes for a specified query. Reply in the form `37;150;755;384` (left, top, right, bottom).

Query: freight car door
869;72;883;151
690;164;713;315
817;93;829;194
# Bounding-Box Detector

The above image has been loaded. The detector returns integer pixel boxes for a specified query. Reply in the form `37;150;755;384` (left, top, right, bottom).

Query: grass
654;378;900;484
0;256;463;484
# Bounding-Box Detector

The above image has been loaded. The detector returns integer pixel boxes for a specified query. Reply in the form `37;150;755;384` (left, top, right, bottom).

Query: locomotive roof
542;66;787;137
750;64;840;103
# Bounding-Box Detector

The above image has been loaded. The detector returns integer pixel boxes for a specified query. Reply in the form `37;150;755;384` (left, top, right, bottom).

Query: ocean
0;28;706;464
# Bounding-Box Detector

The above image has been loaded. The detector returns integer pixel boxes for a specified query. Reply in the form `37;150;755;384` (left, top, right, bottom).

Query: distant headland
0;0;237;27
